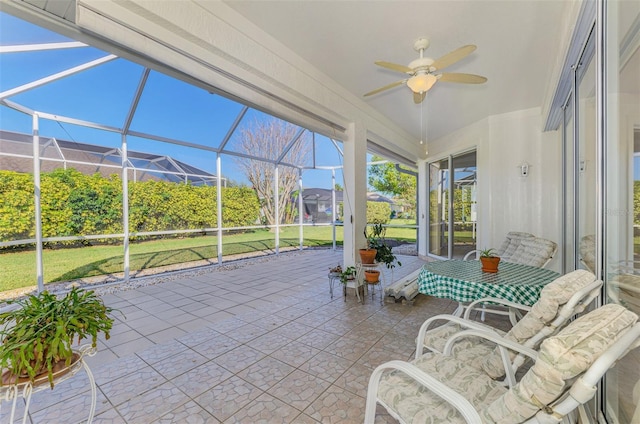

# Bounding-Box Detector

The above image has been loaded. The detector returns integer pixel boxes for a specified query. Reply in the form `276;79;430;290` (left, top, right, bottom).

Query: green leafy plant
0;287;115;388
365;223;402;269
339;266;357;284
480;248;498;258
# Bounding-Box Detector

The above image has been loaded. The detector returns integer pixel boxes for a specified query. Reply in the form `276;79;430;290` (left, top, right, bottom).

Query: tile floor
0;249;508;423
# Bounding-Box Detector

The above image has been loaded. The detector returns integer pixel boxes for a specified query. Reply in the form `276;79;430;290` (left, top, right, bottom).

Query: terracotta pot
359;249;377;264
364;269;380;283
480;256;501;273
1;352;81;386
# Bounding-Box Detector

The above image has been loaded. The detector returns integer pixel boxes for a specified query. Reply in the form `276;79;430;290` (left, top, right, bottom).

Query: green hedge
366;201;391;224
0;169;260;243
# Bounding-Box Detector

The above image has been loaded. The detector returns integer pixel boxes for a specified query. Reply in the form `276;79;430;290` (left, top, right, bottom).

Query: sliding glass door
428;150;477;259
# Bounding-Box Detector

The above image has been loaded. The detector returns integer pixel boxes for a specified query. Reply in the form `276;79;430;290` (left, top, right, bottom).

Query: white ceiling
6;0;574;150
224;0;570;142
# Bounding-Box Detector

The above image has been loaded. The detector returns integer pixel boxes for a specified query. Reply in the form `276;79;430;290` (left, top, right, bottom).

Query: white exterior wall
427;107;563;272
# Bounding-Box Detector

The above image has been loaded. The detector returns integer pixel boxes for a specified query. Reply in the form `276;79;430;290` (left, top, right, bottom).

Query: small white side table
0;345;98;424
356;262;386;304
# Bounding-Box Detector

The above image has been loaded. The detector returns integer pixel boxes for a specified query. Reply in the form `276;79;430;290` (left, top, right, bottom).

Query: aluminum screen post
32;113;44;292
217;153;223;264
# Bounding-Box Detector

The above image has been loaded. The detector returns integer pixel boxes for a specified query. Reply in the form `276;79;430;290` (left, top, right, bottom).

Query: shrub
366;201;391;224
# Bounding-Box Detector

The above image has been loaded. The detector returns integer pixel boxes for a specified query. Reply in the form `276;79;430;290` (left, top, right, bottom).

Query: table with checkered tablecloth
418;260;560;306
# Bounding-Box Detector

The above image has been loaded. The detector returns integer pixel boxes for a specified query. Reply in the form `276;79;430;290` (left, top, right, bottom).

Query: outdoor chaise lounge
365;303;640;423
416;269;601;384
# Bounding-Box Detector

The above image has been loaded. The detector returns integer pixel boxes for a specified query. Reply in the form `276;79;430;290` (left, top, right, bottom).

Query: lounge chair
365;304;640;423
416;269;601;383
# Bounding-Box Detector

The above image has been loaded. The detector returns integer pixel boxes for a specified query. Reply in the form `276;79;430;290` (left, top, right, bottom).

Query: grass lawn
1;223;417;293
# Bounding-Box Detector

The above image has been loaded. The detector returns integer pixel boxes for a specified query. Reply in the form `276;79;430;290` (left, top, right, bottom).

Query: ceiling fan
364;37;487;104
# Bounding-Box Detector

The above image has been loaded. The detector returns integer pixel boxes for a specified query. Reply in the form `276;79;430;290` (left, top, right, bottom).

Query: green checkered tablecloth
418;260;561;306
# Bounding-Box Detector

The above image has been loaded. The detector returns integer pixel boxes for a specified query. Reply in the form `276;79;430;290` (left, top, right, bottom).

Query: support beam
217;153;223;264
342;122;368;267
33;114;44;292
418;159;428;257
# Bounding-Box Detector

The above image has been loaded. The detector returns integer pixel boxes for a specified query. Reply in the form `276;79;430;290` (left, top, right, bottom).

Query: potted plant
364;269;380;283
0;287;115;388
339;266;357;285
366;223;402;271
359;225;379;264
480;248;500;273
328;264;342;277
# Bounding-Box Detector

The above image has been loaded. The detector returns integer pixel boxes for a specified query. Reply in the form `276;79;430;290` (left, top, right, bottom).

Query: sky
0;12;354;189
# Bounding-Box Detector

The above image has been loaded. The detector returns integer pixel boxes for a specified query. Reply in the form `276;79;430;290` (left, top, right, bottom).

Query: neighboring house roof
0;130;221;186
301;188;394;204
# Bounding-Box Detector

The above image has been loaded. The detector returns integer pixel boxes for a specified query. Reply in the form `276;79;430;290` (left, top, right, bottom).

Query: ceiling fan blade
413;91;426;104
375;61;414;74
363;80;405;97
438;72;487;84
431;45;477;70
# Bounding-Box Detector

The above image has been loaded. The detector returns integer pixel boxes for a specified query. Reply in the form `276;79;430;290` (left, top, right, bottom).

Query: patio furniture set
365;268;640;423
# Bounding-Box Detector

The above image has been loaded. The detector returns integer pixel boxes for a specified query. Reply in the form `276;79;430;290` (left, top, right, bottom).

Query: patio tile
272;321;316;340
189;334;242;359
110;338;156;357
172;360;234;398
324;337;375;362
149;348;208;380
247;332;294;354
8;251;451;423
298;351;353;383
137;339;190;365
295;329;340;350
290;413;322;423
223;392;301;423
91;407;127;424
214;345;266;374
303;384;365;424
193;375;263;422
92;355;150;384
267;369;331;411
236;356;295;391
29;387;109;424
270;340;322;368
153;400;220;423
115;381;189;423
333;362;372;398
99;365;166;407
226;323;268;343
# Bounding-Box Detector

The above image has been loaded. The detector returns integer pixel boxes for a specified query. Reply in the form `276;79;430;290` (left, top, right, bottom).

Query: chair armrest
365;360;482;424
463;250;480;261
416;314;503;358
463;297;532;320
444;329;538;359
443;329;538;388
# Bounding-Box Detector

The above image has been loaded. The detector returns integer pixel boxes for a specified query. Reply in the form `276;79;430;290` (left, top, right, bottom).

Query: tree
368;156;417;218
234;119;311;227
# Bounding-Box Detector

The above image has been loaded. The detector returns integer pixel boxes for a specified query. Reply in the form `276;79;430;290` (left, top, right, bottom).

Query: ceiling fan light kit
407;73;437;93
363;37;487;103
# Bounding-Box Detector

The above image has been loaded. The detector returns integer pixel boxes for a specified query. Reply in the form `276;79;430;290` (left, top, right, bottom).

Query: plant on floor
339;266;357;284
0;287;115;388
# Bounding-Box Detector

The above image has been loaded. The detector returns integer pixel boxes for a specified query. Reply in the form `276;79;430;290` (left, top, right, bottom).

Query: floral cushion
508;237;557;267
498;232;534;261
480;304;638;423
481;269;596;378
377;352;507;423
